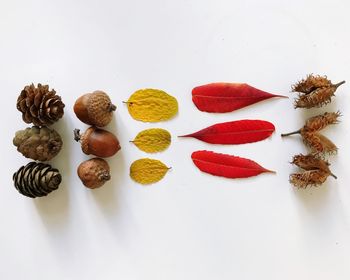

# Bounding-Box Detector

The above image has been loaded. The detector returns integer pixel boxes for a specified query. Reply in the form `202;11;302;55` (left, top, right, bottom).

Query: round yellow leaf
126;89;178;122
131;128;171;153
130;158;170;185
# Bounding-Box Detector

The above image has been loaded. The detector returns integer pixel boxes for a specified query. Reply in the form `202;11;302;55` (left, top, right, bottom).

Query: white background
1;0;350;279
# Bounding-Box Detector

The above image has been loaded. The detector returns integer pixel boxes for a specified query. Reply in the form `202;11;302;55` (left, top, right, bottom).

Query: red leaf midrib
193;158;264;172
195;128;274;136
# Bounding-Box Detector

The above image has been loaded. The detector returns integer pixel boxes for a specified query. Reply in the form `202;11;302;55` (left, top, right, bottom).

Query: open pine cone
17;83;65;126
13;162;62;198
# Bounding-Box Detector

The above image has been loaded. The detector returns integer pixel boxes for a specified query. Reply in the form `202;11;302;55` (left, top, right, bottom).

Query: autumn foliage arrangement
124;88;178;185
11;74;344;194
182;82;282;180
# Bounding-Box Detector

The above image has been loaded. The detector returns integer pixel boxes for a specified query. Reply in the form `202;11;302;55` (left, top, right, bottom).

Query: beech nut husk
74;127;121;157
77;158;111;189
74;91;116;127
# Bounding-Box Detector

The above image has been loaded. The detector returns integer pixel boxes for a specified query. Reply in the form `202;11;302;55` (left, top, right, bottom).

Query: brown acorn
74;127;121;157
77;158;111;189
74;91;116;127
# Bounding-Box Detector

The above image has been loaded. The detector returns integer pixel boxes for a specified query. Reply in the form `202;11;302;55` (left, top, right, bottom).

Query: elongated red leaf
191;150;275;179
192;83;287;113
180;120;275;144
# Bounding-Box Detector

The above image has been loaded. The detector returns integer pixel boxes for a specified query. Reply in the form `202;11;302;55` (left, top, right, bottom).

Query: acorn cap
87;91;116;127
76;127;94;155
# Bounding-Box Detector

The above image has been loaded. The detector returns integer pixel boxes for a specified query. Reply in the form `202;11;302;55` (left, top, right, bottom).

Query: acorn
74;91;116;127
78;158;111;189
74;127;121;157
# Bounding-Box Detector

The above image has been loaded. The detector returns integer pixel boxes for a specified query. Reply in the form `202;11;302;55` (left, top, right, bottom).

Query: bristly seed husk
289;154;336;188
281;111;340;155
304;111;341;132
292;74;345;108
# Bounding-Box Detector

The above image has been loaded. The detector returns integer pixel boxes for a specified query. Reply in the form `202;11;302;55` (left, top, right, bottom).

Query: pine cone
17;83;65;126
13;126;63;161
13;162;62;198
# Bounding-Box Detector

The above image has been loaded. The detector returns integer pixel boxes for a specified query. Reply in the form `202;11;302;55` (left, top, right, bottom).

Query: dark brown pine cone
13;162;62;198
16;83;65;126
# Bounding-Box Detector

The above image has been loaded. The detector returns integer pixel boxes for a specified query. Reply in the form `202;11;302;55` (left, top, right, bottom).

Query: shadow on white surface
33;116;72;227
293;181;333;210
88;115;126;216
90;157;125;217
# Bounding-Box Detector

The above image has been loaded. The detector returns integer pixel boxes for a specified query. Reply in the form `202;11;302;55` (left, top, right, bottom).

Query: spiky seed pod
292;75;332;94
77;158;111;189
281;111;339;155
16;83;65;126
289;154;336;188
301;131;337;155
13;162;62;198
291;154;330;172
13;126;63;161
74;91;116;127
304;111;341;132
292;74;345;108
290;170;330;188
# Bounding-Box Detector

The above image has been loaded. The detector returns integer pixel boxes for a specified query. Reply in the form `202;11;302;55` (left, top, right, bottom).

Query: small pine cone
13;162;62;198
292;74;345;108
16;83;65;126
304;111;341;132
13;126;63;161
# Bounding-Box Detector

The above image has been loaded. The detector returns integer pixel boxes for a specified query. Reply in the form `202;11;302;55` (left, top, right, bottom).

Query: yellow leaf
130;158;170;184
131;128;171;153
125;89;178;122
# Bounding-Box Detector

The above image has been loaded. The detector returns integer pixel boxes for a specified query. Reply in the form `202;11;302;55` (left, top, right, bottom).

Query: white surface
1;0;350;279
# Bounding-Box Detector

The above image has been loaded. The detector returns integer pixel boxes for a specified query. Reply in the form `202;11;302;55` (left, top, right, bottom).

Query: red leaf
179;120;275;144
192;83;287;113
191;150;275;179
